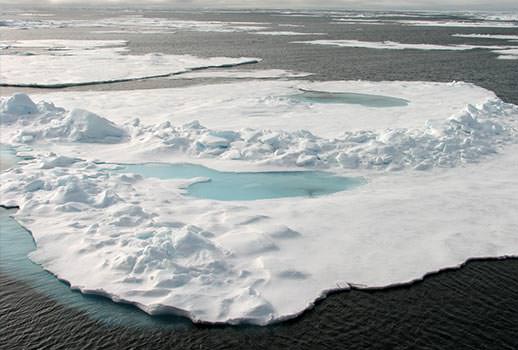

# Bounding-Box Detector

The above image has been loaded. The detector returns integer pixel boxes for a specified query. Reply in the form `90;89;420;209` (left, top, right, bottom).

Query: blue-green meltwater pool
292;90;410;107
113;163;364;201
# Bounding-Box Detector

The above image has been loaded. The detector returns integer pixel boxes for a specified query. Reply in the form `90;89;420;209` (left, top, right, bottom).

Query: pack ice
1;80;517;325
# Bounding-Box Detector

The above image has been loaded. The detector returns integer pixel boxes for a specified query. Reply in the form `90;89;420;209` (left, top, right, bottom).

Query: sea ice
0;40;259;87
31;80;500;139
169;69;312;79
452;34;518;42
396;19;518;28
251;31;326;36
1;80;517;325
293;39;514;52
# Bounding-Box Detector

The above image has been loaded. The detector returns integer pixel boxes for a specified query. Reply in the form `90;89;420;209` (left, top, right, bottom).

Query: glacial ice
1;81;517;325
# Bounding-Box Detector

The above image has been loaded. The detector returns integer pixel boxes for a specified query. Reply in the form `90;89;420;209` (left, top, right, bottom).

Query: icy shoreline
1;82;517;325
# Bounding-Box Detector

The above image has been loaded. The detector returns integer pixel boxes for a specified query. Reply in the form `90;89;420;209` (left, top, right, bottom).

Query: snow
1;79;517;325
30;80;499;139
0;40;260;87
293;39;515;52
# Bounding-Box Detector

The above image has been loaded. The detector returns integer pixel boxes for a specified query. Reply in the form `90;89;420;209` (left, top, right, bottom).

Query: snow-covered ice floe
0;40;260;87
169;69;312;79
491;48;518;60
452;34;518;42
292;39;516;52
0;15;271;33
396;19;518;28
1;80;518;325
251;31;326;36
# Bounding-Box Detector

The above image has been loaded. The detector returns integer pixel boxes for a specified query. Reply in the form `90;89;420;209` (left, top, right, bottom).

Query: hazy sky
2;0;518;11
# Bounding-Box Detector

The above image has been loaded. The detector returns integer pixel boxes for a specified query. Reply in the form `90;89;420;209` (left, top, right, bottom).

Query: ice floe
1;78;517;325
452;34;518;42
1;95;517;323
251;31;326;36
292;39;515;52
0;39;128;51
169;69;312;79
491;48;518;60
396;19;518;28
0;40;259;87
0;15;271;33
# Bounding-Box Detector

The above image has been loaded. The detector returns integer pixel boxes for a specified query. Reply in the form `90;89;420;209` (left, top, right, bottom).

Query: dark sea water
0;7;518;349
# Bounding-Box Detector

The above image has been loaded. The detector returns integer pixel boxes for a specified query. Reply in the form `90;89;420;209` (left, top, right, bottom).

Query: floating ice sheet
396;19;518;28
169;69;312;79
0;40;260;87
1;137;518;324
452;34;518;42
293;39;515;51
1;81;517;325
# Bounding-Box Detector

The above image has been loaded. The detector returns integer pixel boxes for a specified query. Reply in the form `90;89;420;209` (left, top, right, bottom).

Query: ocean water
0;7;518;349
113;163;364;200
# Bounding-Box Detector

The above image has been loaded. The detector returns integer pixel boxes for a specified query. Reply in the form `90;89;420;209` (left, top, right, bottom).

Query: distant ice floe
169;69;312;79
292;39;515;52
0;39;260;87
1;87;518;324
251;31;326;36
396;19;518;28
492;48;518;60
448;35;518;59
0;39;128;51
0;15;272;33
452;34;518;42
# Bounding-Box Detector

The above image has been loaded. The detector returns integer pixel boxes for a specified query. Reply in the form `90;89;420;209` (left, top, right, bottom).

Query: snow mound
1;88;517;171
61;109;126;143
1;93;38;117
0;94;126;144
130;99;518;170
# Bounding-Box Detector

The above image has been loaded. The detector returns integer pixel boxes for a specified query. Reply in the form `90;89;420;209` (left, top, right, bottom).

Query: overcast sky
2;0;518;11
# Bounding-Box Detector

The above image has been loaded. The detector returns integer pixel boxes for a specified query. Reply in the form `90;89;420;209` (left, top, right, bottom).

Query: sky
1;0;518;11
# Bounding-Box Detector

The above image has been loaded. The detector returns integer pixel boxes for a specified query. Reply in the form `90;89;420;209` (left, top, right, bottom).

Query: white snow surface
0;40;259;87
29;80;503;139
1;81;518;325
